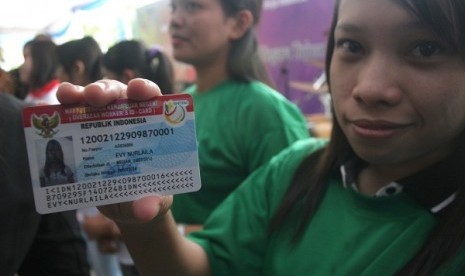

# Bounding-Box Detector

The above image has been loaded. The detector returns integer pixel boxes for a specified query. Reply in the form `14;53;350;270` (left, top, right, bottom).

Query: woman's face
330;0;465;175
57;61;89;86
169;0;236;67
47;143;62;162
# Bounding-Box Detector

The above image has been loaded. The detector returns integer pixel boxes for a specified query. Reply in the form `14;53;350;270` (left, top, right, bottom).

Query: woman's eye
412;41;443;57
185;2;201;12
336;40;363;54
171;1;200;13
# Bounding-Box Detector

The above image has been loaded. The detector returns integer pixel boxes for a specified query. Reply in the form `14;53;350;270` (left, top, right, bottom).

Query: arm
116;200;210;276
57;79;211;276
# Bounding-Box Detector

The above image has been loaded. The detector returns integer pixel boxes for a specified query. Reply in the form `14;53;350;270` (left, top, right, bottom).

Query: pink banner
258;0;335;114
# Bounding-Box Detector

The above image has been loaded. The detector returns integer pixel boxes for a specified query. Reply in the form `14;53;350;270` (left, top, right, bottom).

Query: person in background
103;40;175;93
56;36;123;276
8;66;29;99
0;47;14;94
56;36;103;86
8;34;52;100
20;38;60;105
0;67;14;94
58;0;465;274
168;0;309;233
0;92;90;276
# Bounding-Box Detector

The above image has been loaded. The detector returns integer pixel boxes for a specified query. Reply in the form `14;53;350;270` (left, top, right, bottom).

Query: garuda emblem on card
32;112;60;138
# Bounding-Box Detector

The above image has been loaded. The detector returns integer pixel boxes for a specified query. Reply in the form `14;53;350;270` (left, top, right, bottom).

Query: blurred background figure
8;66;28;99
0;92;90;276
0;68;14;95
168;0;309;236
7;34;52;100
0;47;15;94
0;34;89;275
103;39;175;93
19;37;59;105
56;36;123;276
56;36;103;86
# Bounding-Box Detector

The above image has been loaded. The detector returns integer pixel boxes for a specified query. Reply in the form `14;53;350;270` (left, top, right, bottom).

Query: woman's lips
351;119;409;139
170;35;187;47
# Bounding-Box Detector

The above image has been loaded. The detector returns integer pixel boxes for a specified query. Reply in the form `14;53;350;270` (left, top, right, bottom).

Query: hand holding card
23;79;200;214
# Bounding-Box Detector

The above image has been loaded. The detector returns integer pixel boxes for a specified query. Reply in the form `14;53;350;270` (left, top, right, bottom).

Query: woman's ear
229;10;254;40
73;60;85;76
122;69;136;84
69;60;86;85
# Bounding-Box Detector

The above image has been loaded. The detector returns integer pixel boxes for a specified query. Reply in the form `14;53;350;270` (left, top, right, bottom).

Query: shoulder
245;138;327;189
0;93;24;116
236;81;285;100
268;138;327;169
228;138;327;212
0;93;24;138
235;81;303;114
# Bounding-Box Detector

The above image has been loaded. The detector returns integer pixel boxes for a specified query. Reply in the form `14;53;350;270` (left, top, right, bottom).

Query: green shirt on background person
171;80;310;224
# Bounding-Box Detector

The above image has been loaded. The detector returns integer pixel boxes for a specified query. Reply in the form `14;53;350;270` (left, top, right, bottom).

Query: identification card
23;94;201;214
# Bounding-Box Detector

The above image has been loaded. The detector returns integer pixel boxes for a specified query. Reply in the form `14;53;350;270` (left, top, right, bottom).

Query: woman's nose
169;7;184;29
352;54;403;107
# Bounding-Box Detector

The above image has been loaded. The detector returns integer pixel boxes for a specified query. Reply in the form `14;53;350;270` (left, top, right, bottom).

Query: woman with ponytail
103;40;175;94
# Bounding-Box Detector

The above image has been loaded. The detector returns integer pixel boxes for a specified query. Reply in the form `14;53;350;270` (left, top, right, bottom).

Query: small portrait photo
35;136;76;187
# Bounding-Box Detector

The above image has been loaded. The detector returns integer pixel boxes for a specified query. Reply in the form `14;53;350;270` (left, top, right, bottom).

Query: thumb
133;195;173;223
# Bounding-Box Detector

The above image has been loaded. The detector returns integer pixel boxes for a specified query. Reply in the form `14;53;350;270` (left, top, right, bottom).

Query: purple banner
258;0;335;114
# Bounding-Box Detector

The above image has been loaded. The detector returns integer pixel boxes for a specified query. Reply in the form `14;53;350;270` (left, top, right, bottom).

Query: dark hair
103;40;175;93
44;139;66;178
271;0;465;274
219;0;274;87
23;39;58;91
56;36;103;83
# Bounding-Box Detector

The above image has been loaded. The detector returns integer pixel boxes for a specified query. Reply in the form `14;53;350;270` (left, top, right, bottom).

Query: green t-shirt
190;138;465;275
171;80;309;223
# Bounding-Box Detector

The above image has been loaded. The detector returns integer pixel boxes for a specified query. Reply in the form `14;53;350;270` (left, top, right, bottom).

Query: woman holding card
79;0;309;242
57;0;465;274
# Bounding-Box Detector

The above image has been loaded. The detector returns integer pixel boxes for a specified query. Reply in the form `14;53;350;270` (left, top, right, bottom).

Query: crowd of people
2;0;465;275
